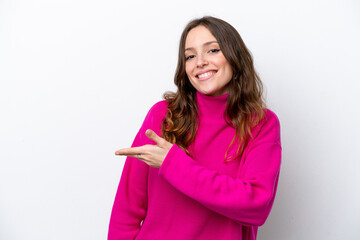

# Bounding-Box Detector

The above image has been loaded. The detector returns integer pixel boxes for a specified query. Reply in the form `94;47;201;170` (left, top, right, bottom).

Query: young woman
108;16;281;240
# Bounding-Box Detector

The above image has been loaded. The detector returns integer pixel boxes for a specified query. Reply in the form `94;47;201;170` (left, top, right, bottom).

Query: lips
196;70;217;81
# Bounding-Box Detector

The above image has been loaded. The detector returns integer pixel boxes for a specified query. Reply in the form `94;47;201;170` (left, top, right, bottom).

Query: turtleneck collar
196;90;229;119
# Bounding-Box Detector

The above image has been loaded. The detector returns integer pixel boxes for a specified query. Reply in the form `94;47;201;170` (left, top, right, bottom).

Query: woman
108;16;281;240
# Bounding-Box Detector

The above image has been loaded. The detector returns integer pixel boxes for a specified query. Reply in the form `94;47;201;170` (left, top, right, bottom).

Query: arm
108;130;149;240
108;101;167;239
158;110;281;226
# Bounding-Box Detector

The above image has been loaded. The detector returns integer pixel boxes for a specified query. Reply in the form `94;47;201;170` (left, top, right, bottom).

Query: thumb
145;129;163;145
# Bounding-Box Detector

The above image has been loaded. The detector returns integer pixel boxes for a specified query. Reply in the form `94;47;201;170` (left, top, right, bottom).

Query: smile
196;70;217;81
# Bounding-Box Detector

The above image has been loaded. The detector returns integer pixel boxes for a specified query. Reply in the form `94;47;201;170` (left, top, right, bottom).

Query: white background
1;0;359;239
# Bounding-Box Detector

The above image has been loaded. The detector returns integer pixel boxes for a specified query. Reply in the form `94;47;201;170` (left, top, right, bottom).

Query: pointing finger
115;146;143;156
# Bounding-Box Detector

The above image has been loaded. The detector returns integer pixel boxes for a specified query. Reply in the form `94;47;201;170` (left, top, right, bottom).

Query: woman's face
184;26;233;97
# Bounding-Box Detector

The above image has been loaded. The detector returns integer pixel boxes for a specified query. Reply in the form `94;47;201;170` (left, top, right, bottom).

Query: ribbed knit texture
108;91;281;240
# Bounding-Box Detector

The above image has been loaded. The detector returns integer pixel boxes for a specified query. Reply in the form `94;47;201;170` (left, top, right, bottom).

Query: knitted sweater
108;91;281;240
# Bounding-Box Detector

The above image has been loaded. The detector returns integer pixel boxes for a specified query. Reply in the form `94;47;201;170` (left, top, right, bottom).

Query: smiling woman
108;16;281;240
184;26;233;97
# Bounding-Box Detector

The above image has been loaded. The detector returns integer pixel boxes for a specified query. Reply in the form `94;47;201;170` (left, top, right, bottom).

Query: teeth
198;71;215;79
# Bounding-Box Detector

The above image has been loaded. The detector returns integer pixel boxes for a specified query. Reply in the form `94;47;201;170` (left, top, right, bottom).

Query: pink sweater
108;91;281;240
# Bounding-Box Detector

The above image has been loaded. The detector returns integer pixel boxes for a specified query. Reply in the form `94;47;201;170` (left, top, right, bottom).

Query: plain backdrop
1;0;359;239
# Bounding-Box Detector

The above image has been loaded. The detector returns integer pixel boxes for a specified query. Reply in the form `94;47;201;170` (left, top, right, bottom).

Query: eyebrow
185;41;219;52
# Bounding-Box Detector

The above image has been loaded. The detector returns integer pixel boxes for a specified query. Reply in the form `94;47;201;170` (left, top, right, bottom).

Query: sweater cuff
158;144;182;177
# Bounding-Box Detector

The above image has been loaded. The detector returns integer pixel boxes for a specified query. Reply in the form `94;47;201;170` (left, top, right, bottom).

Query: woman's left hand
115;129;173;168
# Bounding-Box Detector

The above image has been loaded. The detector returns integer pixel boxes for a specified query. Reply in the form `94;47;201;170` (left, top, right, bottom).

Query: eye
185;55;195;61
209;49;220;54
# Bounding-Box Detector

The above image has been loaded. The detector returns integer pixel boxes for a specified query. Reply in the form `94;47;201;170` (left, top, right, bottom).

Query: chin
199;89;217;96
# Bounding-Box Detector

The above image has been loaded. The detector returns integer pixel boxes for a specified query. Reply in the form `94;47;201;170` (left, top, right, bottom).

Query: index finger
115;146;144;156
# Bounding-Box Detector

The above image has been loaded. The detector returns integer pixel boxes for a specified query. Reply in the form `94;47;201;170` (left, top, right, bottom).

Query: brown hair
161;16;265;161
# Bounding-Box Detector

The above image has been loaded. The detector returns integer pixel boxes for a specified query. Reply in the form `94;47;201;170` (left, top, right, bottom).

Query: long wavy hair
161;16;266;161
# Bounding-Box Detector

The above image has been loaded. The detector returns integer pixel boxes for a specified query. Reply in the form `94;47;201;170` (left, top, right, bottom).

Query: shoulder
145;100;168;120
264;109;280;129
141;100;169;131
252;109;281;144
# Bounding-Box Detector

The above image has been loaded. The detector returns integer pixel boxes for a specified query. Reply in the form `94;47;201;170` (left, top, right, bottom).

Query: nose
196;54;208;68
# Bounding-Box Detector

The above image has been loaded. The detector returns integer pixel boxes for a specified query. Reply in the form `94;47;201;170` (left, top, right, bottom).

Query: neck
196;91;229;119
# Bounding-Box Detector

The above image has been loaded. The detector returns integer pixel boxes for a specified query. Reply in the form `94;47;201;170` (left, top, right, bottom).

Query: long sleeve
158;110;281;226
108;101;168;240
108;131;149;240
